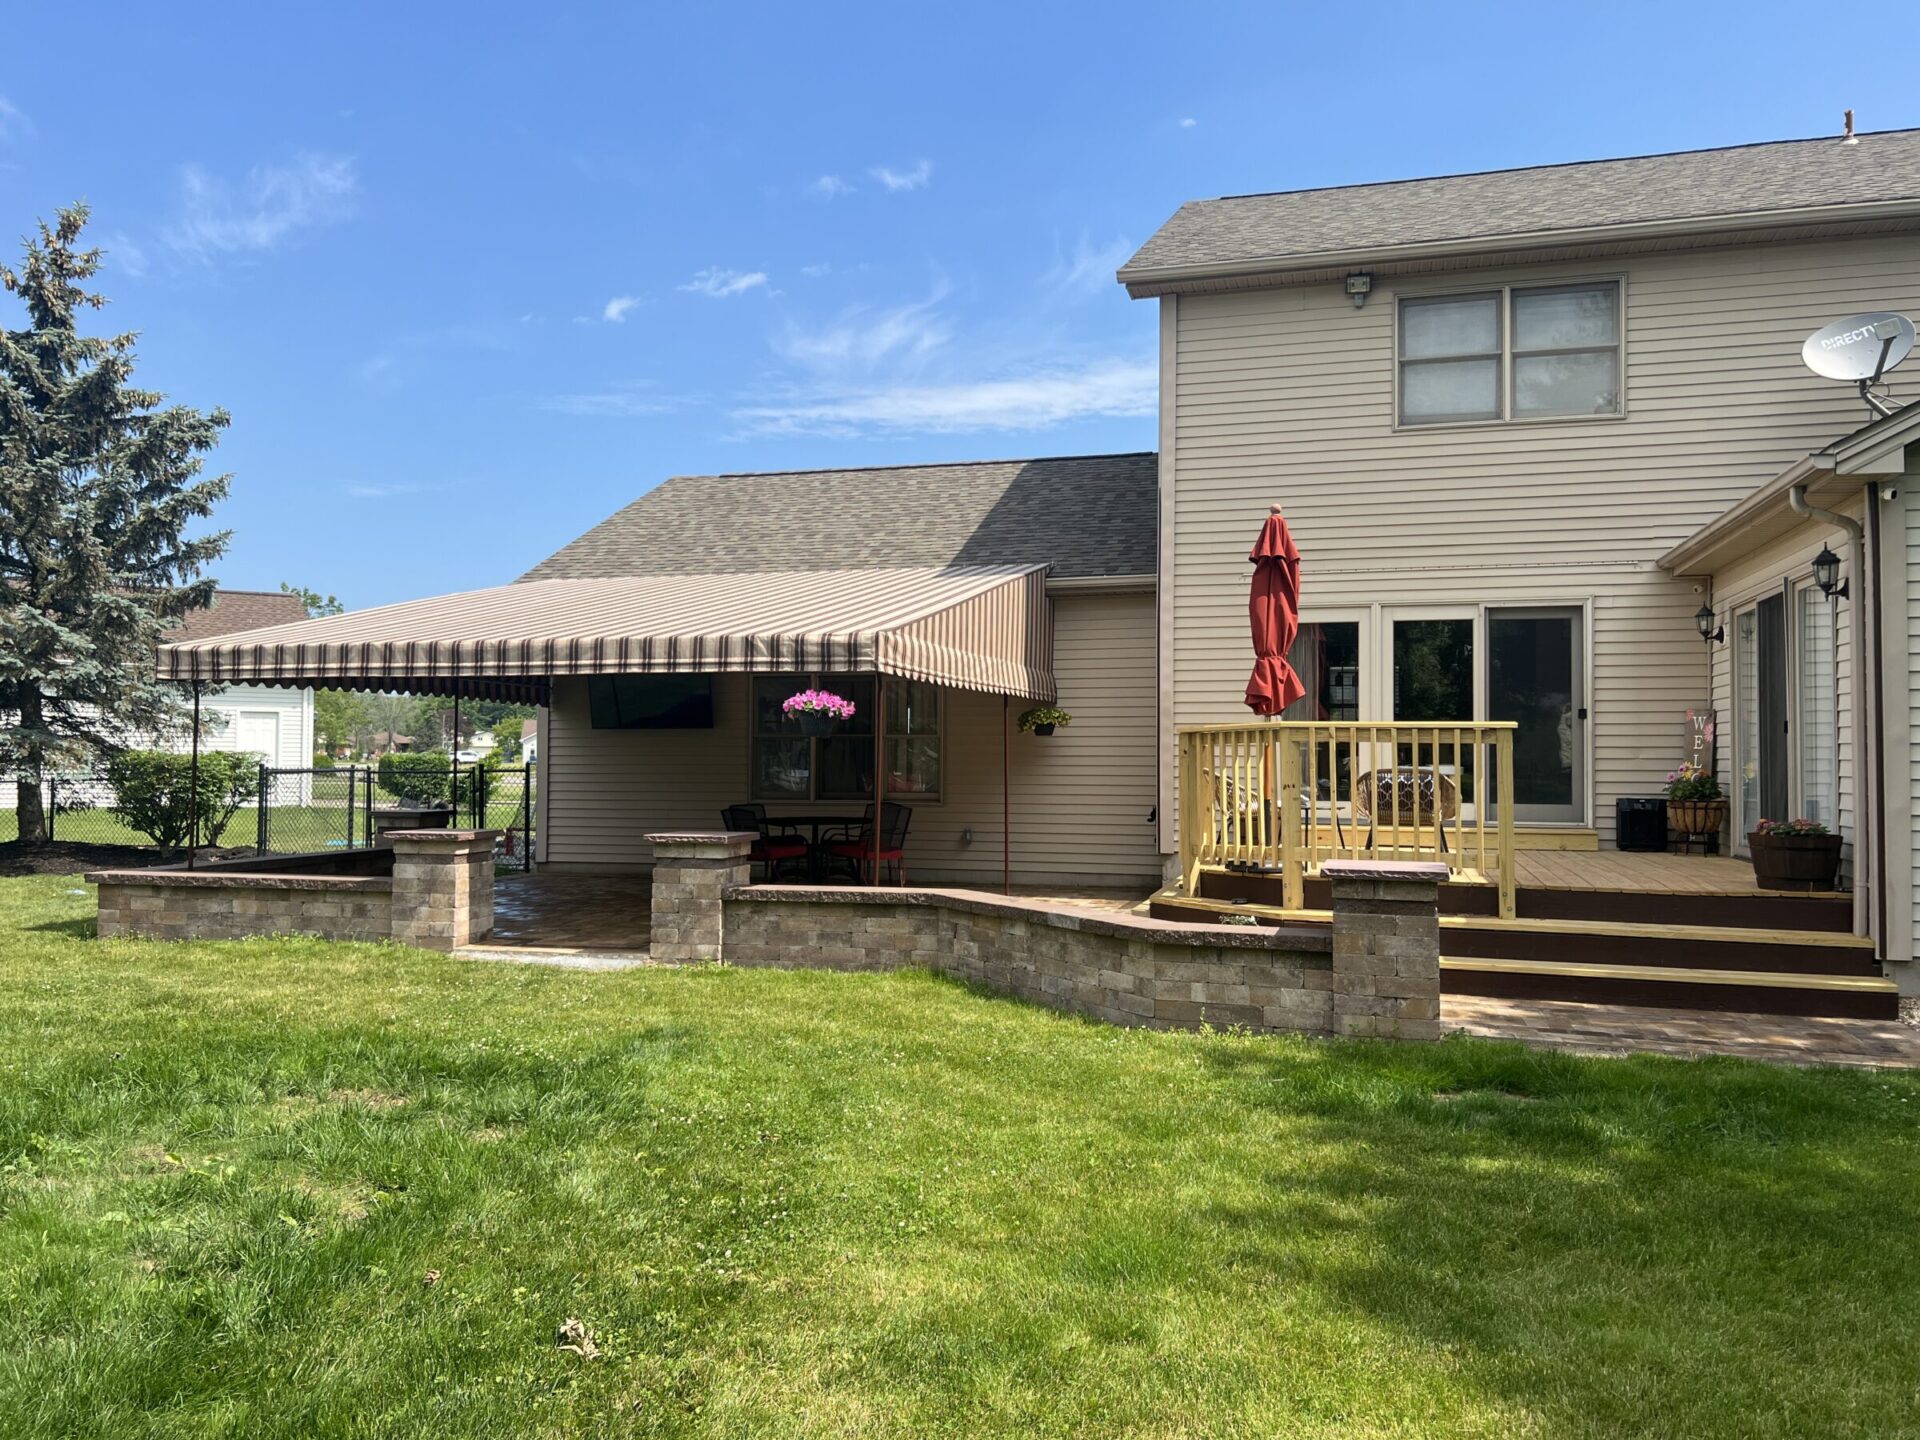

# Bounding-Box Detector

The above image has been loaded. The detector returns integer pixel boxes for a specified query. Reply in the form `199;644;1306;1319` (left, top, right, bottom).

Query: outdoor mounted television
587;675;714;729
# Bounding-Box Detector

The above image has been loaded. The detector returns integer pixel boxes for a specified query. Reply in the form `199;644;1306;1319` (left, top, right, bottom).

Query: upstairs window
1399;280;1620;426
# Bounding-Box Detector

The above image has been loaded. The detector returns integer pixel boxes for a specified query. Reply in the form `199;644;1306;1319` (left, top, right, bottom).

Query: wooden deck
1503;850;1839;897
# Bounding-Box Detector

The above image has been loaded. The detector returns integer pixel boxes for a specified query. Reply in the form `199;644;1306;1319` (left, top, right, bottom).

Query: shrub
106;749;259;850
313;753;336;769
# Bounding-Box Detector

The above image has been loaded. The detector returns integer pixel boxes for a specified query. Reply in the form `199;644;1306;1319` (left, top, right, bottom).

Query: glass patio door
1487;607;1584;823
1386;609;1478;809
1735;595;1789;839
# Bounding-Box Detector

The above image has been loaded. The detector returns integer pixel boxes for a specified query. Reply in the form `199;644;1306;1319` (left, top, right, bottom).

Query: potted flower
1664;762;1726;841
783;687;856;739
1748;817;1843;891
1017;706;1072;737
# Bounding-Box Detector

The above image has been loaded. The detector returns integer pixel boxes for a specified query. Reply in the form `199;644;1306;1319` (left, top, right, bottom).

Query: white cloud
678;267;768;299
774;284;951;370
810;174;853;198
602;295;639;323
735;358;1155;437
799;263;832;278
163;153;357;258
102;231;150;279
0;94;33;142
343;479;452;499
868;159;932;192
1044;235;1134;296
1180;117;1198;128
538;382;686;417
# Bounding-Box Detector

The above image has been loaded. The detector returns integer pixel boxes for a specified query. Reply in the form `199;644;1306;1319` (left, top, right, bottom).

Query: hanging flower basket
784;688;856;738
1018;706;1072;737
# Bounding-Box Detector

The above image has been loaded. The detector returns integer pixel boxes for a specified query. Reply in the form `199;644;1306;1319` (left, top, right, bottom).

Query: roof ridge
688;450;1156;482
1201;127;1920;208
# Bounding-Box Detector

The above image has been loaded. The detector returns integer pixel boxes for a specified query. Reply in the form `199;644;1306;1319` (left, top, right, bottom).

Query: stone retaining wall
88;829;498;951
94;872;393;943
724;887;1341;1034
651;832;1445;1041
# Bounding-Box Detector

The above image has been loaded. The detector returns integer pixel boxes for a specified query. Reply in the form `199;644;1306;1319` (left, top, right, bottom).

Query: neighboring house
163;590;317;772
152;126;1920;998
1;588;315;816
520;717;538;765
364;731;415;757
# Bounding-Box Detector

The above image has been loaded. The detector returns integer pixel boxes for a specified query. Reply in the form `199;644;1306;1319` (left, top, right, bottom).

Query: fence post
46;775;55;843
345;763;357;849
364;767;374;847
256;763;270;854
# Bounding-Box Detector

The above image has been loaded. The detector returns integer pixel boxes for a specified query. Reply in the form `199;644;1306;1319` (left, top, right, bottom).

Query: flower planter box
796;712;835;739
1747;832;1843;892
1669;798;1727;838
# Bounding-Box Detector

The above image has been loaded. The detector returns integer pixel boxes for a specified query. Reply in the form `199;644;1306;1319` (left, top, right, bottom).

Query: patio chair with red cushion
721;804;809;881
824;801;912;885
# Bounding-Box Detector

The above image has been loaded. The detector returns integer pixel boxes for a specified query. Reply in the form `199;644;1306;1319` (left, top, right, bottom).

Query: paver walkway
1448;994;1920;1069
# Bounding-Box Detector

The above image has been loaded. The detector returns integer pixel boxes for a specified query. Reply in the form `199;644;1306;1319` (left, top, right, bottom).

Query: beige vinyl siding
1165;234;1920;846
541;591;1161;886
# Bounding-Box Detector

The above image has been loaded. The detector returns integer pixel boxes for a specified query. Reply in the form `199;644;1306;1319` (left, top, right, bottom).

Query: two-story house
156;127;1920;1013
1122;126;1920;999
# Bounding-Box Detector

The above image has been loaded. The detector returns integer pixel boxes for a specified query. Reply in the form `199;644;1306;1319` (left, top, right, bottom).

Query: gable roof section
520;453;1157;583
1121;129;1920;293
169;588;310;641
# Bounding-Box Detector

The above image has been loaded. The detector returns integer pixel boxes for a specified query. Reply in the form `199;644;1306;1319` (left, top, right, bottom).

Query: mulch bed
0;841;252;877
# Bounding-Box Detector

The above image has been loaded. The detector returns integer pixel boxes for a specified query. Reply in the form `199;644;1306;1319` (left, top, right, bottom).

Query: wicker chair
1348;768;1460;853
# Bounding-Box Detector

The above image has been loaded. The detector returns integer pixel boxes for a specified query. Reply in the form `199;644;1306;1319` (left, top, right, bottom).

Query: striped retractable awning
156;565;1056;703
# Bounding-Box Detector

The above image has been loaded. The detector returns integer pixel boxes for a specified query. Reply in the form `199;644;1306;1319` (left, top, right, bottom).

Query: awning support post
1002;694;1011;895
871;674;886;886
186;683;202;870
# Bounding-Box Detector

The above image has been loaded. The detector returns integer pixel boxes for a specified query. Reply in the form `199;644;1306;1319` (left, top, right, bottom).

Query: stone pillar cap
384;828;502;843
1319;859;1451;882
646;830;759;845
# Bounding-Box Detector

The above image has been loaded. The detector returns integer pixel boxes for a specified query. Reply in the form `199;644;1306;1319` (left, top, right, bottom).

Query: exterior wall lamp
1813;542;1849;599
1695;603;1724;645
1345;273;1372;308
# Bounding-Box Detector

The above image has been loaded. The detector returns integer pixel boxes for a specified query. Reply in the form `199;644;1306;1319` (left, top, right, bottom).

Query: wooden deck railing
1177;720;1518;919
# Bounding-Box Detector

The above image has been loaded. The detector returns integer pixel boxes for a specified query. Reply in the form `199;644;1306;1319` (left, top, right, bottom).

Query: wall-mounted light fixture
1345;273;1372;309
1695;603;1724;645
1813;542;1849;599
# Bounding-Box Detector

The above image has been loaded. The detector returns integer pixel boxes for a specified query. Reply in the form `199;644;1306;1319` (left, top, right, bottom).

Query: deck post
1495;729;1517;920
1278;729;1304;910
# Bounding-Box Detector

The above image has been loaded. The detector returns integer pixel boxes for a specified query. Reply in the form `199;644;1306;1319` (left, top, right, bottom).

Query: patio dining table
765;811;869;881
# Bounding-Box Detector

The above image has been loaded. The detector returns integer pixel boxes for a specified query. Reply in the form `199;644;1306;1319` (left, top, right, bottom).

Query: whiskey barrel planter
1747;831;1843;891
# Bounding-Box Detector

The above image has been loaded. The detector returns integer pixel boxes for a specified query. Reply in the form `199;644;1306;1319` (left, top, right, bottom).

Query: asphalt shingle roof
520;453;1158;582
1122;129;1920;279
168;589;310;641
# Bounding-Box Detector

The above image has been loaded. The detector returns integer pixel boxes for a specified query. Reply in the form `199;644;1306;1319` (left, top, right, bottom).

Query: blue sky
3;2;1913;608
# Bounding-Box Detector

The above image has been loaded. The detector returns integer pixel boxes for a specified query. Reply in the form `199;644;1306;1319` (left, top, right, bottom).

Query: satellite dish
1802;311;1914;382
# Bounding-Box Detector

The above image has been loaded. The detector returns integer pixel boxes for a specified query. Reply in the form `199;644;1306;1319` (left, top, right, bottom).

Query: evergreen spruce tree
0;204;231;843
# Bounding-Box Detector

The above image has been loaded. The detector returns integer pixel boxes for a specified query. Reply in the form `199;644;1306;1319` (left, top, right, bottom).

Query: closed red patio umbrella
1245;503;1305;716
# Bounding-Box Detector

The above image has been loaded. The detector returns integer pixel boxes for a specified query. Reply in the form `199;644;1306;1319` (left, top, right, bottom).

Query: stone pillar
646;831;756;963
1322;859;1446;1041
388;829;500;951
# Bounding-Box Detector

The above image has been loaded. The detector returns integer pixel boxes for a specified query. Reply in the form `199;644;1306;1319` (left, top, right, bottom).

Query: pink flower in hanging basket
782;688;857;721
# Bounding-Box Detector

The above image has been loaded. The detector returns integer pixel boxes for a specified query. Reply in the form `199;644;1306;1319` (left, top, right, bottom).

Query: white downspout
1788;483;1870;937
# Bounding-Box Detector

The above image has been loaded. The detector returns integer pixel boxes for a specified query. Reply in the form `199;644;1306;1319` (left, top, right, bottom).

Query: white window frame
1393;276;1626;430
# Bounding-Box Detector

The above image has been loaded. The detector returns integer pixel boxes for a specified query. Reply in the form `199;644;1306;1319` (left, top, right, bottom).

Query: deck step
1442;956;1899;1020
1442;916;1877;976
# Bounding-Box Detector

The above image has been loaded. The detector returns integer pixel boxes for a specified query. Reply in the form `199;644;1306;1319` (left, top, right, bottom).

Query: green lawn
2;874;1917;1438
